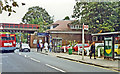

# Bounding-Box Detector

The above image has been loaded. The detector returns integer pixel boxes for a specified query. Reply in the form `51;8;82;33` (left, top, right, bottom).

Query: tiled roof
47;20;72;31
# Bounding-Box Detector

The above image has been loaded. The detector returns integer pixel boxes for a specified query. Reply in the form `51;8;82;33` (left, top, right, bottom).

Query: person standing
49;42;52;52
40;42;43;52
37;42;40;52
90;41;96;59
20;42;22;51
44;41;48;53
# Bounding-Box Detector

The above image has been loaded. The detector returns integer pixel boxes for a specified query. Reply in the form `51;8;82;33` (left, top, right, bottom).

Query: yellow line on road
61;57;119;72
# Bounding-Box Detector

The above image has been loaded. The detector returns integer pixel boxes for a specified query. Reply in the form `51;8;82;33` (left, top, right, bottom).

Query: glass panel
1;37;14;41
5;25;9;28
10;26;13;28
114;45;118;49
33;27;36;29
15;26;18;28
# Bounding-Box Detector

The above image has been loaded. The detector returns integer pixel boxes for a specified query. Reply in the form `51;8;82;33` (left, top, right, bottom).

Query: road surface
0;51;118;72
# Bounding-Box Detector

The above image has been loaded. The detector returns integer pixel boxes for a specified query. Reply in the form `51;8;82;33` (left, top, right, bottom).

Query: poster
104;37;113;57
33;39;37;44
39;40;42;43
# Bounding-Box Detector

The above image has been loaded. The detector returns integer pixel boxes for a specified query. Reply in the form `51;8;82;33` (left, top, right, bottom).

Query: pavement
30;48;120;72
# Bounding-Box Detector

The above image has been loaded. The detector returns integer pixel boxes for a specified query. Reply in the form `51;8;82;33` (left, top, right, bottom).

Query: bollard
86;48;89;56
78;46;80;55
64;46;66;52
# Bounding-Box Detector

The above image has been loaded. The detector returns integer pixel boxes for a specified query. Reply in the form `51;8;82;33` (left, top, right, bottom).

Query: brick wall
30;34;45;48
50;33;92;45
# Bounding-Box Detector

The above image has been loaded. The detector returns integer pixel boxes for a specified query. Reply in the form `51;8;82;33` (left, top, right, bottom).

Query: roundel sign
83;25;88;30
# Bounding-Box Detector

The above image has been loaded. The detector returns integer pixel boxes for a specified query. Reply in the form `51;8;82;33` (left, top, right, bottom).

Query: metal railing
0;23;39;29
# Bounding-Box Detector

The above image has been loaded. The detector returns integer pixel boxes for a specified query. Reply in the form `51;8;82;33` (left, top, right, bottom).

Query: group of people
37;41;96;59
37;41;50;53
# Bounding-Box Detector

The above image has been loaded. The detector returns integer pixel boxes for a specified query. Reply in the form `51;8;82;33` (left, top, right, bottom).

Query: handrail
1;23;39;29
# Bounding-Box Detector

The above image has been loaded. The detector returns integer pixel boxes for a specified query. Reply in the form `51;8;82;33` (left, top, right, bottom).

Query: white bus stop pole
82;23;84;60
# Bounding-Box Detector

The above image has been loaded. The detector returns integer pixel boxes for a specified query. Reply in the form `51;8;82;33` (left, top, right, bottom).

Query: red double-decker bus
0;34;16;52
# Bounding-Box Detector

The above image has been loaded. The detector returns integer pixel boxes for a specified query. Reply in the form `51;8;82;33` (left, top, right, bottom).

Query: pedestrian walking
40;42;43;52
49;42;52;52
37;42;40;52
44;41;48;53
20;42;22;51
89;41;96;59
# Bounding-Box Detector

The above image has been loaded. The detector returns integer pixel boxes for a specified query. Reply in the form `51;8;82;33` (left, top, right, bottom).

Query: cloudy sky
0;0;76;23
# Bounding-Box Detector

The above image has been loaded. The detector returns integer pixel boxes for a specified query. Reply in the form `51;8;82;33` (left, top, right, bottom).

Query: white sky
0;0;76;23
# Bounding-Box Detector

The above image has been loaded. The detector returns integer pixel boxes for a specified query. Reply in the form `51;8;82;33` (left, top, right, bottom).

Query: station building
46;20;92;45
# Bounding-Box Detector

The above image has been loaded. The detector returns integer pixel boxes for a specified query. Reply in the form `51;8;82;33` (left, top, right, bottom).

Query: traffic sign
83;25;88;30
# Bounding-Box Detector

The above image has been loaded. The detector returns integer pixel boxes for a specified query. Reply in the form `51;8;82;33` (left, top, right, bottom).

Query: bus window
10;37;15;40
1;37;7;40
1;37;15;41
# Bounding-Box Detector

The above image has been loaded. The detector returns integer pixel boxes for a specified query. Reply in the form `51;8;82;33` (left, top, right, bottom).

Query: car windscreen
1;37;15;41
22;44;29;47
115;45;118;49
77;44;88;47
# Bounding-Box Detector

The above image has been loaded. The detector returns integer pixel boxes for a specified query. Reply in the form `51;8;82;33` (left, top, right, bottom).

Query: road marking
2;56;8;58
19;53;21;55
30;58;40;63
45;64;66;73
24;55;27;57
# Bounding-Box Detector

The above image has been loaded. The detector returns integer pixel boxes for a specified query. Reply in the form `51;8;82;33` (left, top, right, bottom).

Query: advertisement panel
104;37;113;58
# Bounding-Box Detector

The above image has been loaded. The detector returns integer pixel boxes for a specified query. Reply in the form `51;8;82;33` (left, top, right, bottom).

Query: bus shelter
92;31;120;59
52;38;62;53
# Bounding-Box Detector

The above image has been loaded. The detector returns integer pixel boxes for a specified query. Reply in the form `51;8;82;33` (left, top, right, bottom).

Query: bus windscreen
1;37;15;41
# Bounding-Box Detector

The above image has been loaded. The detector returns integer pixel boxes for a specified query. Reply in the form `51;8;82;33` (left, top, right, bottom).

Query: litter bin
68;48;72;55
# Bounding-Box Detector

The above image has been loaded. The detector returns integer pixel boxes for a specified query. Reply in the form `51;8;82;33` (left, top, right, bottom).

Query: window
92;36;96;41
20;25;23;28
115;45;118;49
70;25;73;29
70;25;82;29
1;37;15;41
78;25;80;29
53;24;59;28
102;37;104;41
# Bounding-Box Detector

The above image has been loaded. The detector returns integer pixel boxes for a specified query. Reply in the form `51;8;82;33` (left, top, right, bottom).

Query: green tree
0;0;25;16
63;16;70;20
72;1;120;33
22;6;53;32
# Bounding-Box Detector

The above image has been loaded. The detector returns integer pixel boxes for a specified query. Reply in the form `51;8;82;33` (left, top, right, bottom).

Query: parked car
114;44;120;56
73;43;90;55
60;44;70;51
20;43;30;52
73;43;90;51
